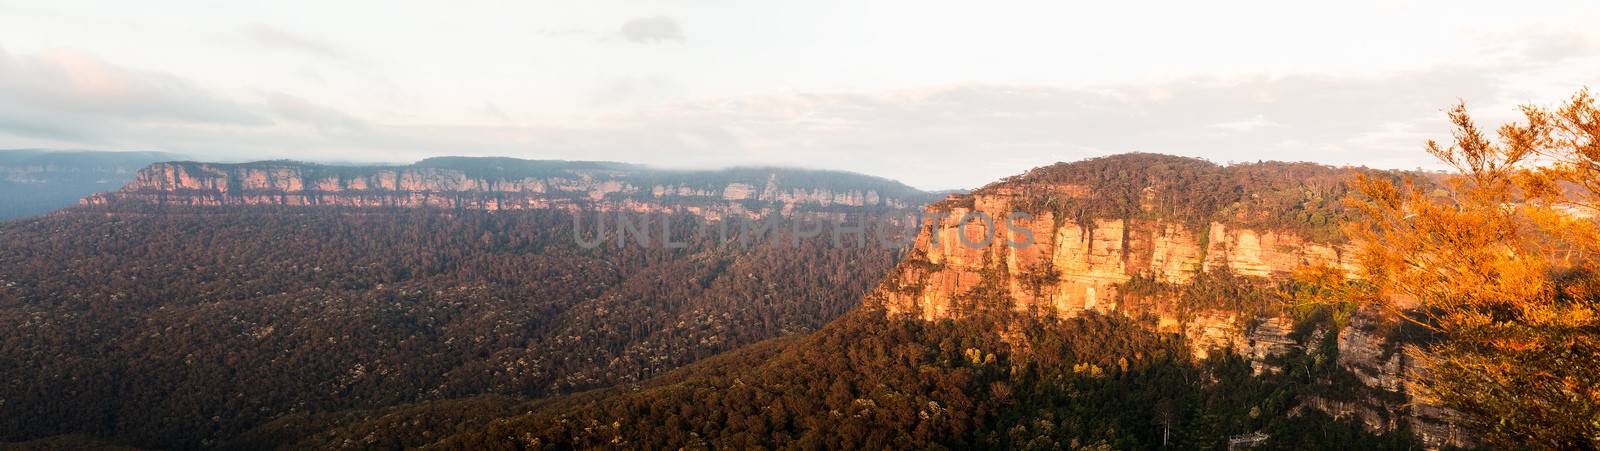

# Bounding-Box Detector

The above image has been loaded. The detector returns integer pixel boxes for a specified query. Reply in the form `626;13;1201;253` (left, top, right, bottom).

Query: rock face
1335;311;1476;448
866;154;1471;448
82;157;932;217
873;186;1355;354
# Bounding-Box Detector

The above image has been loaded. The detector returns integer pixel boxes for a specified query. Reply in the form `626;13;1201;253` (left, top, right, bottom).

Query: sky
0;1;1597;189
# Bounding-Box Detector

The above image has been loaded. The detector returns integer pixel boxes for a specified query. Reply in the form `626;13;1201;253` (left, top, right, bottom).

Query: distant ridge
0;149;182;220
84;156;935;216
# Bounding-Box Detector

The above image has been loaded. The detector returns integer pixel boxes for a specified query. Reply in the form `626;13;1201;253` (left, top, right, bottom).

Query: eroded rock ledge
867;180;1472;448
83;157;933;218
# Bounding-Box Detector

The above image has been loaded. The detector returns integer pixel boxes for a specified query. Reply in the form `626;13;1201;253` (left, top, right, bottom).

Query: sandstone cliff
82;157;931;217
866;154;1469;448
873;184;1354;354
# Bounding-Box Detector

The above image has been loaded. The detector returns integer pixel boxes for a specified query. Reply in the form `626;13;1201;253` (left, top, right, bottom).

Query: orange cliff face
870;186;1357;325
858;153;1471;449
81;160;932;217
868;185;1357;372
864;185;1369;383
856;154;1387;359
864;189;1468;446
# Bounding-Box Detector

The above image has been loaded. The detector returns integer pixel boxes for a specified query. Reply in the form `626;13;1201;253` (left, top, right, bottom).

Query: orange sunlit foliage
1344;90;1600;447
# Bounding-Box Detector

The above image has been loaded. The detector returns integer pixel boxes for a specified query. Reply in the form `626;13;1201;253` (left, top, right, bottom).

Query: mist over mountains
0;149;178;220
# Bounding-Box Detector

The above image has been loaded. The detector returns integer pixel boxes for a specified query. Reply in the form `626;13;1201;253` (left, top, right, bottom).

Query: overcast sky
0;0;1596;189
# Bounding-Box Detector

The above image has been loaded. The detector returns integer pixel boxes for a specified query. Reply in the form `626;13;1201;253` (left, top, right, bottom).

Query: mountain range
0;152;1473;449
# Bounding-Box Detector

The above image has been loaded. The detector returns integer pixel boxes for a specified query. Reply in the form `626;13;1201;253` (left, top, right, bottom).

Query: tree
1151;397;1177;448
1344;89;1600;447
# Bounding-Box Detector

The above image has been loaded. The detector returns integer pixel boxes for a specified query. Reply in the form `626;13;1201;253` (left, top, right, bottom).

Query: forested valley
3;91;1598;450
0;207;903;448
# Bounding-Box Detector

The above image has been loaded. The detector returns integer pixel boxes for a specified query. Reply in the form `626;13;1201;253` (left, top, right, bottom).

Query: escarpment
875;209;1357;323
872;180;1356;367
83;157;932;217
865;153;1470;448
870;154;1361;337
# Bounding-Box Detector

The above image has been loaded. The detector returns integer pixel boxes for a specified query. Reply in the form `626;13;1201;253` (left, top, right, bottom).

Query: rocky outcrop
874;187;1354;340
82;158;932;217
1335;310;1477;448
867;159;1470;448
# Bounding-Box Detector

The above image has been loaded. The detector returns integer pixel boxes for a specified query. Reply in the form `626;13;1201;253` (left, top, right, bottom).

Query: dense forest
0;155;1447;450
230;310;1420;450
984;153;1431;242
9;138;1589;448
0;206;904;448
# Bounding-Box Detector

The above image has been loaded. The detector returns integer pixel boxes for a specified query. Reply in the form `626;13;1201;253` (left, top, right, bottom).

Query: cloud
1208;115;1284;132
0;58;1521;189
241;23;348;60
265;93;368;134
0;32;1585;190
567;66;1508;188
0;45;266;142
535;27;596;39
591;75;684;107
615;16;685;44
1476;28;1600;65
245;65;1499;189
480;102;511;122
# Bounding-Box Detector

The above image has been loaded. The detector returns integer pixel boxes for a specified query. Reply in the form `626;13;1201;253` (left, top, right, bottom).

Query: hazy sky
0;0;1597;189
